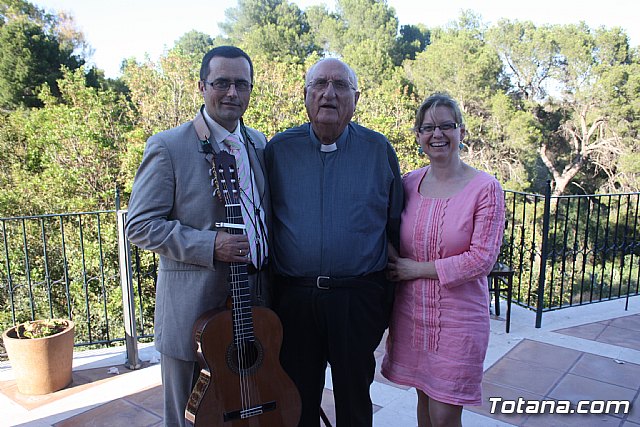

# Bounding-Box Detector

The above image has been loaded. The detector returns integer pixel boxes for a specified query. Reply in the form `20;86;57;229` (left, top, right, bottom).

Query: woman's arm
387;254;438;282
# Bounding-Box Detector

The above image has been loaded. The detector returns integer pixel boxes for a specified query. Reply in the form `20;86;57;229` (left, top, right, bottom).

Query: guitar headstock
211;151;240;205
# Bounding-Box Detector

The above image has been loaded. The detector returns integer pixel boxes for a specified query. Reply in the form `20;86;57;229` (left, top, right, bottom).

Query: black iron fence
502;183;639;326
1;184;638;352
0;210;122;347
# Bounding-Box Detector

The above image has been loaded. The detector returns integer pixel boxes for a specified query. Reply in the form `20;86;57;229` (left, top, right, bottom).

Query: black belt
276;271;386;289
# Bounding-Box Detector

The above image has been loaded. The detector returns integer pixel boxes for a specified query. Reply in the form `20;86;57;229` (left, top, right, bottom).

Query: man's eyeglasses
203;79;253;92
418;122;459;134
307;78;355;92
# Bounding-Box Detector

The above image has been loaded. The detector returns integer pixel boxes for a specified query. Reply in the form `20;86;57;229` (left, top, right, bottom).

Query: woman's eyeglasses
417;123;459;134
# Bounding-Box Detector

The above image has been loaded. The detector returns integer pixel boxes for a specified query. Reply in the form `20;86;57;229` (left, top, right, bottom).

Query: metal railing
1;185;638;360
502;182;639;326
0;210;122;347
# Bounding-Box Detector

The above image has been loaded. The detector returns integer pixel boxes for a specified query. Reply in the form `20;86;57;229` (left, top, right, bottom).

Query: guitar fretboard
222;175;255;346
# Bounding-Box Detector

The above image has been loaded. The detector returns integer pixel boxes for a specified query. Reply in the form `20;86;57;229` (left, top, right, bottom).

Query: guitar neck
226;203;255;345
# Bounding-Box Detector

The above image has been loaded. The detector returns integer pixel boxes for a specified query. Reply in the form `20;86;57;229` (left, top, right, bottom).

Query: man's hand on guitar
214;231;250;262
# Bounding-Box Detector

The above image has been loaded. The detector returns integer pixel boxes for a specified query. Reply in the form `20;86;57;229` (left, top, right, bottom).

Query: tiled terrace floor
1;296;639;427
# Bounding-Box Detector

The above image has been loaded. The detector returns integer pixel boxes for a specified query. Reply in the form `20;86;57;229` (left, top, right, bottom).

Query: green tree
244;55;310;138
221;0;317;63
172;30;215;58
394;24;430;63
487;20;559;102
539;24;636;195
405;12;504;162
355;71;419;173
304;4;336;55
406;12;502;108
122;50;201;137
0;0;84;109
330;0;399;87
0;67;130;216
0;19;63;108
486;92;543;191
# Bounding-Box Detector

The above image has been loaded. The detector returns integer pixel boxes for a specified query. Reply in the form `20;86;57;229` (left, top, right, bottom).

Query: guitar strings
219;160;259;416
220;163;251;412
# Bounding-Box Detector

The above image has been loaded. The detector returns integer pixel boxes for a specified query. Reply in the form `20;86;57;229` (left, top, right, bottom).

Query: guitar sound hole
226;339;264;375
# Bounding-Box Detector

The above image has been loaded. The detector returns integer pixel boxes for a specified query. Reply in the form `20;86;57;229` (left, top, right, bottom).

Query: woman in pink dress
382;93;505;427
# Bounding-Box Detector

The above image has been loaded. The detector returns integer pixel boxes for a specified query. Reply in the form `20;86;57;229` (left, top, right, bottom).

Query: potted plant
2;318;75;395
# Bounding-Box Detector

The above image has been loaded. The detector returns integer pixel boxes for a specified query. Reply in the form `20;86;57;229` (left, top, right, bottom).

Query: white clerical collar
320;143;337;152
309;123;349;152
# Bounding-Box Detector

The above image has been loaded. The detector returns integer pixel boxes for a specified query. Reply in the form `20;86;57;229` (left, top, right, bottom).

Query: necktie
223;134;264;267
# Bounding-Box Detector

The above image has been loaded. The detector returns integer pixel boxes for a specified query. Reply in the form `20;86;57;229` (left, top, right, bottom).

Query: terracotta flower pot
2;319;75;395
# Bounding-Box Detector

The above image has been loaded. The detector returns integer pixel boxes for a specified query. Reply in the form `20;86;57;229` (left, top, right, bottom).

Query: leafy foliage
0;0;639;349
172;30;215;58
13;318;69;338
222;0;318;63
0;0;637;209
0;0;84;109
0;67;131;215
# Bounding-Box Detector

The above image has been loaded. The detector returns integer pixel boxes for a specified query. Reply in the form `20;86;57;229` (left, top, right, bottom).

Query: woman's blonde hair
414;93;464;132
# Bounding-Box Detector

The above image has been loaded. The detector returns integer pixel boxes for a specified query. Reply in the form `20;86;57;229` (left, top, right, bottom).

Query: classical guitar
185;150;301;426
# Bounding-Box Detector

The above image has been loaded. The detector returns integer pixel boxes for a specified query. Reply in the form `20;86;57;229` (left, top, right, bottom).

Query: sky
32;0;640;78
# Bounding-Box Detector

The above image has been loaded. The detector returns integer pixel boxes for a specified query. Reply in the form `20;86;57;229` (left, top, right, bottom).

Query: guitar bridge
223;401;277;421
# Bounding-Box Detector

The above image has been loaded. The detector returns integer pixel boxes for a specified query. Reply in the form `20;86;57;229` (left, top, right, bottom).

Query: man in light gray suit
126;46;270;427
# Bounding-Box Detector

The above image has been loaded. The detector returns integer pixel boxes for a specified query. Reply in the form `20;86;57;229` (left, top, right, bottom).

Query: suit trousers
274;276;392;427
160;354;200;427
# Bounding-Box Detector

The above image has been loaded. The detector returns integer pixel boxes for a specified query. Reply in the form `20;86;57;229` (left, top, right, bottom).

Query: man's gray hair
305;58;359;91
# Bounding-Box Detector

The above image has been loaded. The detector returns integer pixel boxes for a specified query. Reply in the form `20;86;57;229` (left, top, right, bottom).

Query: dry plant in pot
2;319;75;395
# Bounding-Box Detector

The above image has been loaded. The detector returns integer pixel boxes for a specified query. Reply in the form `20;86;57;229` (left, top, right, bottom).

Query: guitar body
185;304;301;426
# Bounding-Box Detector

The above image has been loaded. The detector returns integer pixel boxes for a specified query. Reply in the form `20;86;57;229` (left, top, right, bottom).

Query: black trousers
274;275;392;427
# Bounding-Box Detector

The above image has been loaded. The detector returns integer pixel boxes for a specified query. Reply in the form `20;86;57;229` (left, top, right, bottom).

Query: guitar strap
193;105;209;142
193;106;267;304
193;105;217;156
